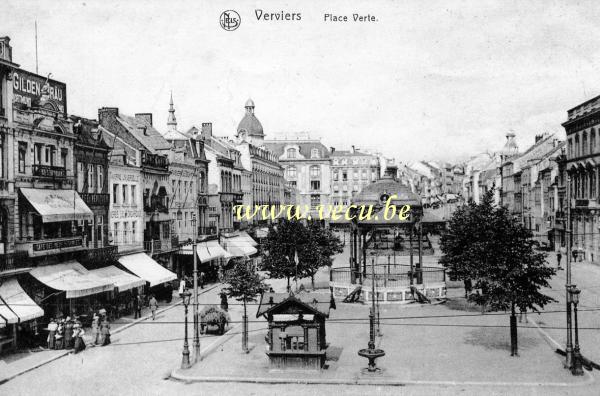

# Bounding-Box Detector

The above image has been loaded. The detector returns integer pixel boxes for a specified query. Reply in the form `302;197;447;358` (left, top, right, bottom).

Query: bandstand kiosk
330;165;447;304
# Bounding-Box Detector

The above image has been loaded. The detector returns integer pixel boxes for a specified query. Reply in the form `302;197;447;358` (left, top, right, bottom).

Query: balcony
32;165;67;179
80;192;110;206
77;245;118;265
16;236;84;257
0;252;30;273
142;153;168;171
144;238;179;255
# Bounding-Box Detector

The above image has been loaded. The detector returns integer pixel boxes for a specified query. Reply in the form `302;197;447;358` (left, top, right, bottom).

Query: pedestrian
63;316;74;349
149;295;158;320
73;323;86;353
98;316;111;346
556;251;563;270
199;271;205;289
134;295;143;319
47;318;58;349
178;278;186;295
220;290;228;312
55;321;64;350
91;312;100;345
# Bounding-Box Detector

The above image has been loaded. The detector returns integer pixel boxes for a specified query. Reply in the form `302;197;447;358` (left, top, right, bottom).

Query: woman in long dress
73;324;86;353
47;318;57;349
99;317;111;346
54;322;64;350
91;313;100;345
63;317;73;349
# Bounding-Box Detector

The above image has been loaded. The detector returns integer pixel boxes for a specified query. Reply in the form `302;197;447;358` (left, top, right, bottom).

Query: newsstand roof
256;292;334;319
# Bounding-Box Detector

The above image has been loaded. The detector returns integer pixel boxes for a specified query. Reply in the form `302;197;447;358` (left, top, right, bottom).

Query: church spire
167;91;177;130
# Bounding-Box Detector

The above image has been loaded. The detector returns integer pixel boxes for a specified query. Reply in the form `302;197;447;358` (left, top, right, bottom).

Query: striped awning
29;261;113;299
0;278;44;328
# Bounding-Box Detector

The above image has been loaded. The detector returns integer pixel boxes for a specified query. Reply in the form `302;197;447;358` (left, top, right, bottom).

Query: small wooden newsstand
256;292;334;370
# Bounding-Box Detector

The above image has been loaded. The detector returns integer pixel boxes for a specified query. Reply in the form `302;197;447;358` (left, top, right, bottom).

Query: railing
144;238;177;254
330;264;446;287
0;252;30;272
198;226;217;236
142;153;168;170
32;165;67;179
80;192;110;206
77;245;118;264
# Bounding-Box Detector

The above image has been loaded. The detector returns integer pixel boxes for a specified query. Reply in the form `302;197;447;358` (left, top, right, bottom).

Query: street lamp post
191;214;200;363
565;172;574;369
180;290;192;369
570;286;583;376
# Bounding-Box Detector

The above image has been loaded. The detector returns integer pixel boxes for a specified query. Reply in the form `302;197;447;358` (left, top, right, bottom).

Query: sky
3;0;600;163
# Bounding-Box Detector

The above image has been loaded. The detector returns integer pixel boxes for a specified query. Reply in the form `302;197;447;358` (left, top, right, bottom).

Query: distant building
263;137;332;217
329;146;380;206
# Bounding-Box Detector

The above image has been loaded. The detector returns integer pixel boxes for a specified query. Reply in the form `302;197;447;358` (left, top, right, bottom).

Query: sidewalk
0;283;220;385
171;300;594;389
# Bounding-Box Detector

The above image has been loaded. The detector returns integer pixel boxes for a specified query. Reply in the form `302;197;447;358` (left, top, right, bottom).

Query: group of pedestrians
46;316;86;353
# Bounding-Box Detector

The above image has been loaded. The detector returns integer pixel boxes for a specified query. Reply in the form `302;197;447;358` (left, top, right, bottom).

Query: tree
261;220;343;290
299;222;344;289
260;220;306;291
440;189;556;356
223;258;268;353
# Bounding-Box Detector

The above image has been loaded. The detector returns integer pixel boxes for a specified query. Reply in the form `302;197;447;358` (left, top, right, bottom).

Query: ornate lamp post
191;214;200;363
570;285;583;376
358;257;385;373
180;290;192;369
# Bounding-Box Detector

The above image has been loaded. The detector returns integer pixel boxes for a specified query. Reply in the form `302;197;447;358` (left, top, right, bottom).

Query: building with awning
118;253;177;287
178;240;232;263
221;235;258;257
0;278;44;328
238;231;258;247
19;188;93;222
89;265;146;293
29;261;114;299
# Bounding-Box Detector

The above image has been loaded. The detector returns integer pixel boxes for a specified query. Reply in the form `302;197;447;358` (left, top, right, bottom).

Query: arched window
287;148;296;159
591;129;596;155
311;148;320;158
582;132;587;156
575;135;580;157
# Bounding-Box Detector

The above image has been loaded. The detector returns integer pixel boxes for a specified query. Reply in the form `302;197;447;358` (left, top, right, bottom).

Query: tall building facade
562;95;600;262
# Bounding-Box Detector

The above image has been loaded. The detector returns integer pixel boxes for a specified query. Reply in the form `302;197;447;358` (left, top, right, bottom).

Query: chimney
201;122;213;139
352;145;356;153
135;113;153;126
330;146;335;153
98;107;119;124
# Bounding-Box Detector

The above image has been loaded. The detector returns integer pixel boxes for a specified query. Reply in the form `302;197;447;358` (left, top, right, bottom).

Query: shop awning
222;236;258;257
238;231;258;247
0;278;44;328
29;261;114;299
177;241;232;263
118;253;177;287
89;265;146;293
20;188;93;223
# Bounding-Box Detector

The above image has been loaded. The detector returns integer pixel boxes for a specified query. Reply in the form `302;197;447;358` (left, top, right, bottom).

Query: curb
168;373;595;388
0;283;221;386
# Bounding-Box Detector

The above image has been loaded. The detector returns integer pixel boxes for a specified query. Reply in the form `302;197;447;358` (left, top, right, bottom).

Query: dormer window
287;148;296;159
311;148;319;159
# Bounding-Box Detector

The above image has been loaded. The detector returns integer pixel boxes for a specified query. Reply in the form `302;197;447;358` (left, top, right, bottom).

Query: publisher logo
220;10;241;31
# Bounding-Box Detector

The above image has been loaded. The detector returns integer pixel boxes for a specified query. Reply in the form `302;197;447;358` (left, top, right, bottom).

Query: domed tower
499;131;519;160
237;98;264;144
